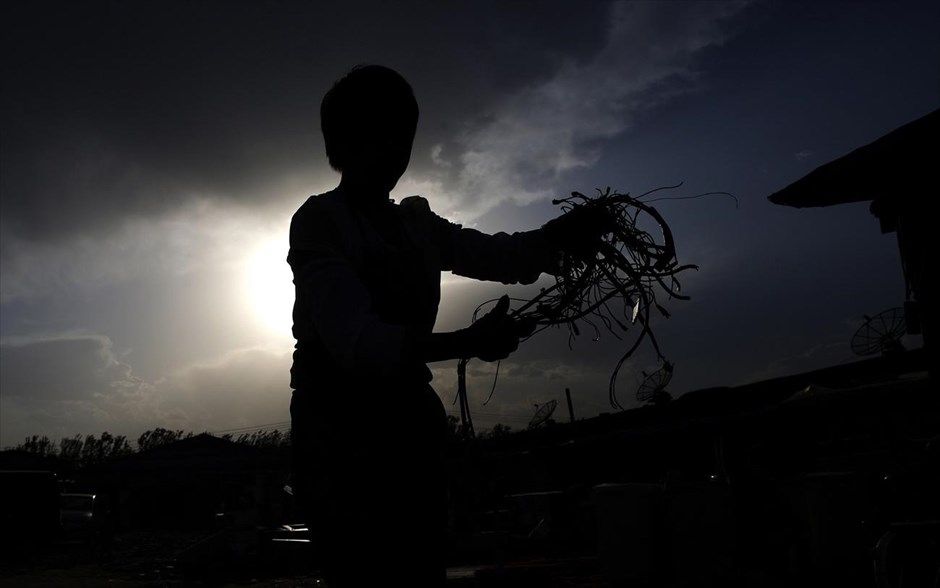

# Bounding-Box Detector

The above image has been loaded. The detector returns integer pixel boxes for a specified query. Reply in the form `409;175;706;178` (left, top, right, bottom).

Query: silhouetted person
288;64;603;587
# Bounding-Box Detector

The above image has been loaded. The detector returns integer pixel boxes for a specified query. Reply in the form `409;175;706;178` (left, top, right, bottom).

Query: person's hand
464;295;532;362
541;205;612;259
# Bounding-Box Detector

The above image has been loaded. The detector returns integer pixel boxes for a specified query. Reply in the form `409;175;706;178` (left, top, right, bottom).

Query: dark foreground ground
3;353;937;587
0;530;613;587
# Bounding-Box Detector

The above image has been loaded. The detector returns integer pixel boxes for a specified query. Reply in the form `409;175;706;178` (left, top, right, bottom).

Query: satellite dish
528;399;558;429
851;307;907;356
636;361;674;404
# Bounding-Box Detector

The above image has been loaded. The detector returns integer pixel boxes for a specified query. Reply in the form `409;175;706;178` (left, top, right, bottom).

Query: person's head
321;65;419;193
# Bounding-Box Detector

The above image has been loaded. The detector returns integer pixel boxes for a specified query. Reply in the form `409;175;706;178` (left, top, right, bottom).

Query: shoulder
289;190;351;249
398;195;431;213
398;195;458;229
397;195;460;246
292;190;345;223
292;190;355;229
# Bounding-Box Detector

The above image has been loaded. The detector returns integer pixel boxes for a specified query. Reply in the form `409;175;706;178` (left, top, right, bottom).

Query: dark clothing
291;383;448;585
287;188;552;586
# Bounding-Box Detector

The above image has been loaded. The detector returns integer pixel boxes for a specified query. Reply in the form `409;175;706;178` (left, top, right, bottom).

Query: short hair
320;65;419;172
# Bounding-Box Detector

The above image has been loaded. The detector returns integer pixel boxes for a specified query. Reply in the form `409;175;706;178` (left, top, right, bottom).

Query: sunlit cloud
0;333;152;445
1;196;295;308
0;333;136;401
150;345;292;434
0;331;292;447
423;0;750;223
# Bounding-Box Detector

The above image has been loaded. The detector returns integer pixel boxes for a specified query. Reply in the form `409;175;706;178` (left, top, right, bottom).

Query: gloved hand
463;295;535;362
541;205;612;259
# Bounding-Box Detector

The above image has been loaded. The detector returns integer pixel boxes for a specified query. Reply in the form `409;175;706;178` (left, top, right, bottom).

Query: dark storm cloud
3;0;321;241
1;0;610;243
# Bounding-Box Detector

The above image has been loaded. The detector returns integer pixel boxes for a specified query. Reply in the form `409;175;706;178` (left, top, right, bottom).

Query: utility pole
565;388;575;423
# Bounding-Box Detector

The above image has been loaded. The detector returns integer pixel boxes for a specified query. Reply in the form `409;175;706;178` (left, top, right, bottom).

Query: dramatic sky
2;0;938;448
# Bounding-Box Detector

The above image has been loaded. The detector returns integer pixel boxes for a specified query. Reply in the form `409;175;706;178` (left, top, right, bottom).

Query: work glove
464;295;535;362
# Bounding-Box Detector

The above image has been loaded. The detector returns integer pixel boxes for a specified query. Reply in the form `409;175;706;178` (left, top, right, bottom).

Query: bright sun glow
244;235;294;338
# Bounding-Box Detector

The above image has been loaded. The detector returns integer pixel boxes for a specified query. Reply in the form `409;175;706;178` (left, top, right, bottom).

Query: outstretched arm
401;196;610;286
399;196;555;285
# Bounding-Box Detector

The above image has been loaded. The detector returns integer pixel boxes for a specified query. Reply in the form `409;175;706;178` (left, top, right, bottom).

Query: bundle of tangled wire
455;184;734;434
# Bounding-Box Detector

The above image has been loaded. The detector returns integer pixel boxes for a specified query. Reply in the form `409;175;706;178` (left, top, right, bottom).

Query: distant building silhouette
769;107;939;380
